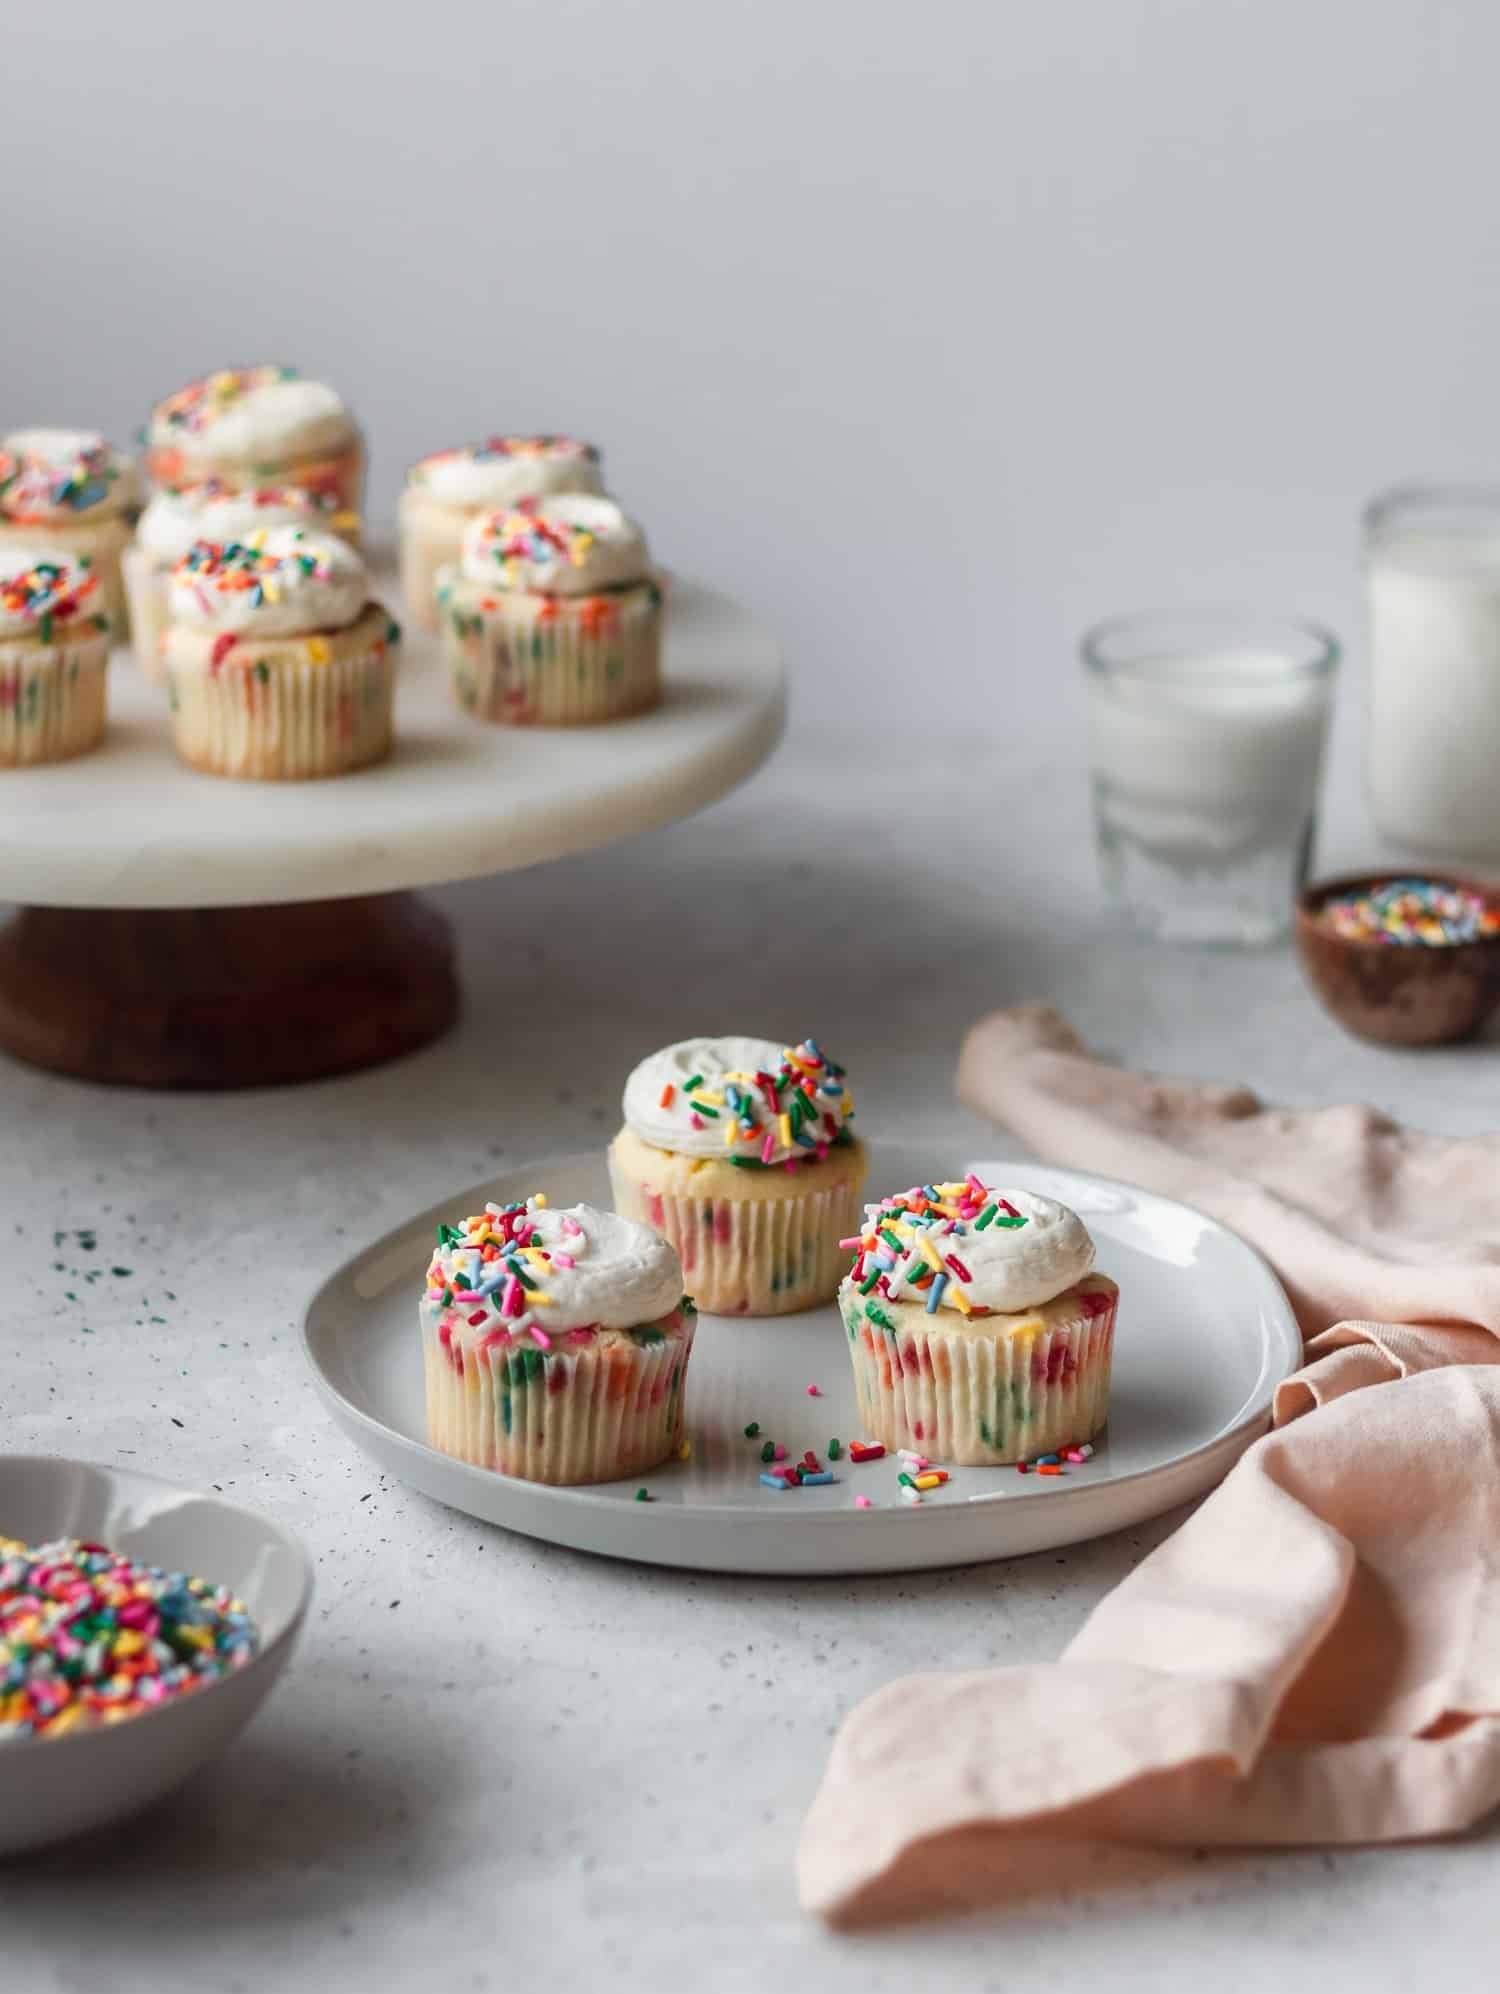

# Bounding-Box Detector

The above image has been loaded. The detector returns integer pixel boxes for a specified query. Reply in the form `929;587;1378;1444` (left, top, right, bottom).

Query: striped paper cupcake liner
422;1306;695;1485
165;625;395;781
441;579;661;725
841;1281;1117;1465
0;632;110;766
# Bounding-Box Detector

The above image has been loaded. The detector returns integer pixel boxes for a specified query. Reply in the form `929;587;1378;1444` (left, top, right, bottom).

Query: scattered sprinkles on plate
1319;878;1500;947
841;1175;1018;1317
0;1537;259;1741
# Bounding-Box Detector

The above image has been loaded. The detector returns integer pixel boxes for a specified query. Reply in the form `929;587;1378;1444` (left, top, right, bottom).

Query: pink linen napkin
798;1004;1500;1926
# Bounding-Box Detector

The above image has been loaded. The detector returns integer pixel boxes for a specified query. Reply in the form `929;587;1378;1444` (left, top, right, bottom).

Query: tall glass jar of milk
1083;612;1339;945
1365;486;1500;860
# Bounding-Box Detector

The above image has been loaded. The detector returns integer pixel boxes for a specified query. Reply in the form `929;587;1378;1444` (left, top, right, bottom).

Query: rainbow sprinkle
175;530;336;606
674;1039;854;1171
1320;878;1500;947
0;1537;258;1741
0;557;98;641
471;503;598;579
0;437;124;520
843;1177;1017;1315
154;366;298;435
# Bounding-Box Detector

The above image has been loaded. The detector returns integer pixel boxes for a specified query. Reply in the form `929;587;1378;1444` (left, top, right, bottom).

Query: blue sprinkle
925;1273;948;1314
758;1473;792;1491
801;1471;836;1486
1037;1454;1061;1466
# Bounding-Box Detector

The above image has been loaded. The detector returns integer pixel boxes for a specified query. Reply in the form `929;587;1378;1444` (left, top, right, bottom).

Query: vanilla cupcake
161;526;397;780
608;1037;866;1317
840;1179;1118;1465
144;367;363;518
422;1196;695;1484
399;436;602;630
125;483;361;683
437;495;662;725
0;430;136;631
0;549;111;766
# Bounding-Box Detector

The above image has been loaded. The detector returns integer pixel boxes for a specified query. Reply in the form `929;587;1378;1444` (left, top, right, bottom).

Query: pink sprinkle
966;1173;986;1198
560;1217;583;1236
773;1443;787;1461
806;1383;821;1397
567;1325;596;1344
854;1495;873;1509
553;1252;575;1269
502;1275;523;1317
1063;1447;1086;1463
761;1129;776;1164
531;1326;552;1350
837;1236;863;1251
691;1112;705;1131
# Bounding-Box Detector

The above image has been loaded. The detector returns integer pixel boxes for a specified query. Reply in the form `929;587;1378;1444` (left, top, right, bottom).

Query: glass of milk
1365;485;1500;861
1083;611;1339;946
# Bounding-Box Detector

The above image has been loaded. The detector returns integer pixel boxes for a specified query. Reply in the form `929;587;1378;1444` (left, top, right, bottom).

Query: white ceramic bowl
0;1455;312;1857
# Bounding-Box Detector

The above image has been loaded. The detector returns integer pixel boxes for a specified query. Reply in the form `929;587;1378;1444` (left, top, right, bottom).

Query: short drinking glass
1082;611;1339;947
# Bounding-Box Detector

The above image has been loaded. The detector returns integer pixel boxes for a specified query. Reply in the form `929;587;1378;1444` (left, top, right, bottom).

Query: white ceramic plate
0;1457;312;1857
302;1144;1301;1576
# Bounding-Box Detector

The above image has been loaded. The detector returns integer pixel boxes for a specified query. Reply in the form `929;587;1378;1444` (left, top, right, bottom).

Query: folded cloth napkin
798;1004;1500;1926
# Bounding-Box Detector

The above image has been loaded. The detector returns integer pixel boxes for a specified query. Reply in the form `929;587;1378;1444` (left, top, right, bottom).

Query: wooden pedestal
0;893;458;1089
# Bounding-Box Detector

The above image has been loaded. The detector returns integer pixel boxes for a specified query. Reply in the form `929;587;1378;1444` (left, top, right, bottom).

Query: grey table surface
1;712;1496;1993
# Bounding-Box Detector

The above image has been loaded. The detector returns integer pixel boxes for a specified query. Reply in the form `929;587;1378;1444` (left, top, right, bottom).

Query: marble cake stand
0;578;784;1088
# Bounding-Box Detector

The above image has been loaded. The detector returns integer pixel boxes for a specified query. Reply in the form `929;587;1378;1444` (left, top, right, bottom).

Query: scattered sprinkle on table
1320;878;1500;946
0;1537;258;1741
634;1489;651;1503
805;1383;821;1397
743;1422;760;1438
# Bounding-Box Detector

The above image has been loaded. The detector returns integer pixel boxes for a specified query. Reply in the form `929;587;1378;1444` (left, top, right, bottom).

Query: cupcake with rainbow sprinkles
0;549;111;766
436;493;662;725
608;1037;867;1317
399;435;603;630
840;1178;1117;1465
145;366;364;519
0;429;136;631
161;525;398;780
422;1196;695;1485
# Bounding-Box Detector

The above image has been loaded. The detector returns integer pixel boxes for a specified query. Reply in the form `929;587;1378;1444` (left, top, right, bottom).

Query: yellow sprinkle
113;1629;147;1659
696;1089;726;1107
306;636;331;664
949;1285;973;1315
723;1120;737;1146
778;1114;793;1150
533;1193;548;1207
43;1703;90;1735
528;1291;553;1306
919;1237;946;1274
913;1472;942;1490
678;1440;691;1460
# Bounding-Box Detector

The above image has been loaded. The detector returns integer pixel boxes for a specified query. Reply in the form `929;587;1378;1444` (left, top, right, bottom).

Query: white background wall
9;0;1498;735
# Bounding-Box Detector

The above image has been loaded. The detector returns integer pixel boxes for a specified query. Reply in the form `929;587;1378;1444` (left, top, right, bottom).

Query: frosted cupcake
399;436;602;631
608;1037;866;1316
161;526;398;780
125;483;360;682
840;1178;1118;1465
422;1196;695;1484
0;430;136;631
0;550;111;766
437;495;662;725
144;367;363;518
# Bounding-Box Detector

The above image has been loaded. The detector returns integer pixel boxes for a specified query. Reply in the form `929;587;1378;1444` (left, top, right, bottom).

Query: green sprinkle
866;1303;895;1331
858;1268;882;1294
693;1103;720;1119
878;1227;904;1255
634;1488;650;1502
828;1438;842;1460
683;1075;703;1092
994;1216;1027;1229
729;1156;767;1170
760;1440;775;1463
743;1422;761;1438
897;1472;916;1489
974;1205;998;1231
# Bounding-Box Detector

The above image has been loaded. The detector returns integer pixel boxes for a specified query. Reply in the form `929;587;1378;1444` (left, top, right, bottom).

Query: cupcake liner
0;517;130;636
164;611;396;781
398;492;464;633
422;1307;696;1484
841;1278;1117;1464
121;546;170;683
609;1140;867;1316
440;578;661;726
0;629;110;766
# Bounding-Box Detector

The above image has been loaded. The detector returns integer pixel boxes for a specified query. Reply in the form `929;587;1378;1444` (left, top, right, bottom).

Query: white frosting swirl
0;547;100;638
138;485;340;566
0;429;136;522
460;495;649;596
168;526;368;638
621;1035;854;1166
848;1181;1095;1314
410;438;603;510
150;370;355;466
424;1198;682;1331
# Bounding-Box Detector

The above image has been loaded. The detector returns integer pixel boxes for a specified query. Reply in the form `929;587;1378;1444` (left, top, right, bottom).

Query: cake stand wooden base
0;893;458;1089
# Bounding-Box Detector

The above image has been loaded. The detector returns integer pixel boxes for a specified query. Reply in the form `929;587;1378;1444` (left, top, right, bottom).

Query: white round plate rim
301;1145;1302;1575
0;575;784;909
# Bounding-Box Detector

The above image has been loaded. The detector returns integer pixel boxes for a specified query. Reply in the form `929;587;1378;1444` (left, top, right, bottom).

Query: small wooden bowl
1295;871;1500;1046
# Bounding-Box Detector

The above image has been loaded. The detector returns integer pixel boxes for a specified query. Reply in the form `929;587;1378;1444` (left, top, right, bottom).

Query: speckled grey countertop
2;725;1494;1993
